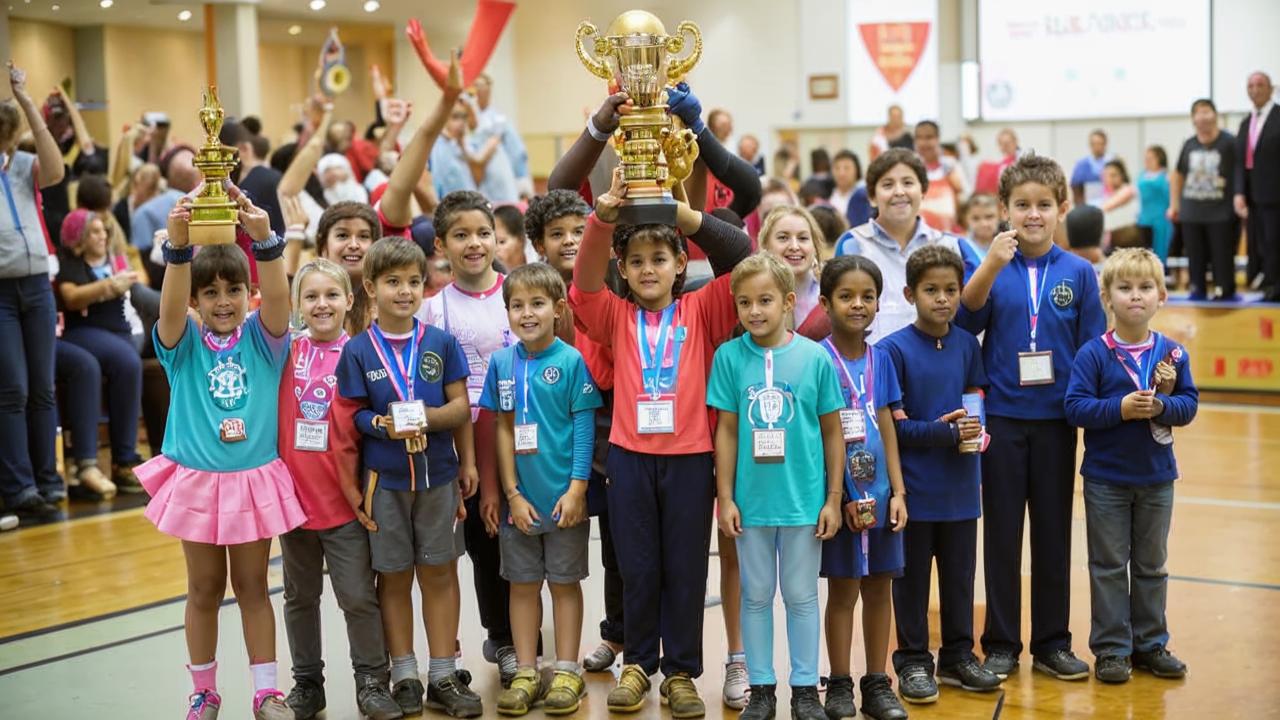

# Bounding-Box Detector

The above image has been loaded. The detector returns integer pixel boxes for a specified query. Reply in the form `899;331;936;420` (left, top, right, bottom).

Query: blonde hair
1100;248;1167;295
291;258;353;328
731;251;796;297
758;205;827;267
502;262;566;305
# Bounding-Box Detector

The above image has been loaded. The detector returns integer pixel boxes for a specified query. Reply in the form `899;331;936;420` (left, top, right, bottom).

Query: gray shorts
499;521;591;584
368;479;465;573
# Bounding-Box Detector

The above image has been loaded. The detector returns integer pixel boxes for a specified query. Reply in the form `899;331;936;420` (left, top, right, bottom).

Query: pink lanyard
293;334;349;420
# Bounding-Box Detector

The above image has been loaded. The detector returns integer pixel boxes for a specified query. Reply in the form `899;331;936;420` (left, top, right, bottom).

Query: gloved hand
666;82;705;135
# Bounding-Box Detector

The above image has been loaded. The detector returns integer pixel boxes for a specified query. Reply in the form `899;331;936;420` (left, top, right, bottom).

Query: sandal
77;462;118;499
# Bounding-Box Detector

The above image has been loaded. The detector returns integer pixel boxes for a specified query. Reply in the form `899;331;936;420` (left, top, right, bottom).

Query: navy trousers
892;519;979;672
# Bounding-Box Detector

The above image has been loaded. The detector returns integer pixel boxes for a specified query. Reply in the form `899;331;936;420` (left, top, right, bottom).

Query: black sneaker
1094;655;1132;684
285;677;326;720
859;674;907;720
1132;647;1187;679
9;494;59;521
1032;649;1090;681
822;675;855;720
427;671;484;718
897;665;938;704
494;644;519;688
356;675;405;720
790;686;825;720
391;677;424;715
740;684;776;720
938;657;1003;692
983;650;1020;679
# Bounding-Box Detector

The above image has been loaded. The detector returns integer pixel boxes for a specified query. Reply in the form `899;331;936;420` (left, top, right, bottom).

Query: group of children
139;108;1199;720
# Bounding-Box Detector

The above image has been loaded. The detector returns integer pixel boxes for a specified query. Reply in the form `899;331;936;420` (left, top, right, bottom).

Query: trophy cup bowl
189;86;240;245
576;11;702;226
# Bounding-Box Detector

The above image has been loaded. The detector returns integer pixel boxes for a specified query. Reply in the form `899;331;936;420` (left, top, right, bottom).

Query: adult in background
468;73;532;198
973;128;1019;196
131;145;199;289
1235;71;1280;301
869;104;913;162
39;84;108;239
1071;129;1113;207
1136;146;1173;263
1171;98;1238;300
915;120;968;233
738;134;765;176
235;129;286;236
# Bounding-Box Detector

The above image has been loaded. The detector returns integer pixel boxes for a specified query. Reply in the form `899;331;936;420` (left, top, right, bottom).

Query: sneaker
355;675;404;720
982;650;1020;679
426;671;484;718
859;674;907;720
741;684;776;720
607;664;651;713
543;669;587;715
391;678;424;715
822;675;855;720
1132;647;1187;679
285;678;325;720
186;689;222;720
790;686;826;720
112;462;146;494
77;463;118;499
1094;655;1132;684
722;660;749;709
9;494;59;521
497;667;542;716
897;665;938;704
1032;649;1090;681
494;645;519;688
41;485;67;504
937;657;1003;692
253;690;296;720
583;642;620;672
0;514;18;531
660;673;705;718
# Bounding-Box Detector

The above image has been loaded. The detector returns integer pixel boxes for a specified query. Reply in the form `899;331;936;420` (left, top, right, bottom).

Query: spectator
469;73;532;198
915;120;968;233
493;203;530;271
236;131;286;235
1137;146;1174;263
1101;160;1141;248
317;153;369;205
1071;129;1114;207
1172;98;1239;300
828;150;863;223
708;107;733;144
869;103;913;161
1235;71;1280;300
1066;203;1105;265
807;203;847;263
973;128;1019;195
738;134;765;175
39;85;108;237
806;148;835;197
112;162;161;241
431;100;500;197
135;111;173;165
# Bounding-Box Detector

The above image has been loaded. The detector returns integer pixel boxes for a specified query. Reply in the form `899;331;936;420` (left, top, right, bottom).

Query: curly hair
612;223;687;300
434;190;494;239
524;190;590;243
998;151;1068;206
905;244;965;290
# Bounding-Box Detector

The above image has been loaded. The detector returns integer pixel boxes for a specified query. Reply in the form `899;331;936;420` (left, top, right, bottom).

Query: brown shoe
607;664;651;713
660;673;705;718
111;463;146;494
77;462;117;499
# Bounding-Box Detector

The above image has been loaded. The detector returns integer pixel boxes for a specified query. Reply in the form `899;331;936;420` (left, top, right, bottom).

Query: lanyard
636;303;677;400
1016;253;1053;351
513;350;540;424
824;339;875;412
0;166;23;235
368;320;424;402
203;326;243;358
1103;331;1165;391
294;333;349;420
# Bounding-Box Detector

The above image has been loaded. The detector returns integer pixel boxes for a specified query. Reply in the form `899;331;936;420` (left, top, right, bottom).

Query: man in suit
1235;71;1280;301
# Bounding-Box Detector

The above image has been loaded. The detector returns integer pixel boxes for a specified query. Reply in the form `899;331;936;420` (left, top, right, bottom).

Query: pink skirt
138;455;308;545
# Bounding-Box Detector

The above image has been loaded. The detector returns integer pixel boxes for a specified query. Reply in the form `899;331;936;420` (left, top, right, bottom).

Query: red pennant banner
858;22;931;92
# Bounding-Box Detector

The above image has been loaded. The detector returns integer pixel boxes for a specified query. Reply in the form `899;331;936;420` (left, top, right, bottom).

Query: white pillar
213;3;261;119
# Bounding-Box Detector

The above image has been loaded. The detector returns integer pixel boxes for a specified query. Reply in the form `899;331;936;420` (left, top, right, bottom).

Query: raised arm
232;185;290;337
278;102;332;199
666;83;762;218
574;168;625;293
157;196;194;349
8;63;64;188
381;52;463;228
547;92;633;191
961;229;1018;311
676;201;751;276
53;84;98;156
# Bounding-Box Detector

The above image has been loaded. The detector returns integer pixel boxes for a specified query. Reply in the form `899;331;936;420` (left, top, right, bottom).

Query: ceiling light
177;9;192;21
363;0;380;11
288;24;302;36
99;0;113;8
51;3;60;10
309;0;325;10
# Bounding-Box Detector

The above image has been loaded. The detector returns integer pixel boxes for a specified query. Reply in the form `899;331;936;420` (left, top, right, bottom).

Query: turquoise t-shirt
706;333;845;527
155;314;291;472
479;339;602;530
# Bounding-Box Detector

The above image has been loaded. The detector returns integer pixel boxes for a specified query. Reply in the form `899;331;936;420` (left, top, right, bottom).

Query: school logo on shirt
1050;279;1075;309
746;382;797;427
208;355;248;411
541;366;561;385
420;351;443;383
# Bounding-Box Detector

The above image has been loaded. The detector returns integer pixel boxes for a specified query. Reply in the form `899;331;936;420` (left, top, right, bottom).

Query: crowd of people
6;45;1267;720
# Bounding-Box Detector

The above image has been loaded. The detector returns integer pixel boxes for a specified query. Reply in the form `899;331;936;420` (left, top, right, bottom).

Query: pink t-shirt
416;275;510;421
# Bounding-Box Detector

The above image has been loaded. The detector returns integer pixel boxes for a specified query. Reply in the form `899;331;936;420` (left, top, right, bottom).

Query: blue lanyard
636;303;677;399
1015;252;1052;351
368;320;423;402
0;166;24;235
1106;331;1166;391
513;350;539;424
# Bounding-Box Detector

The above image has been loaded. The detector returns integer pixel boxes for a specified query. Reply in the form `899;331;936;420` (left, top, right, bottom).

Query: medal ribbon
203;325;243;358
293;333;349;419
823;339;876;414
636;303;678;400
1102;331;1166;392
368;320;424;402
513;349;540;425
1016;253;1053;352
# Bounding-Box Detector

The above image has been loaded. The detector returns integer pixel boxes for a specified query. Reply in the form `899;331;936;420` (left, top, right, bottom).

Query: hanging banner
847;0;939;125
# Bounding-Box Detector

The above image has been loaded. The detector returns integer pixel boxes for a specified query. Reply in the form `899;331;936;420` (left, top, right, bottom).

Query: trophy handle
665;21;702;82
575;22;613;81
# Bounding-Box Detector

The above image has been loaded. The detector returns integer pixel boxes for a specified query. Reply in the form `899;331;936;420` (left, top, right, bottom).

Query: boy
879;246;1002;704
335;238;482;717
482;263;602;715
957;153;1107;681
1065;248;1197;684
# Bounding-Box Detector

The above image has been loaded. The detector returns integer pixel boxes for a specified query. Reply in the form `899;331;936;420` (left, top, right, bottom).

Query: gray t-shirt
1177;131;1237;224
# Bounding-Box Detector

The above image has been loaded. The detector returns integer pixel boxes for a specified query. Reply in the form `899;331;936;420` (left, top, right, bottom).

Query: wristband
161;240;193;265
251;232;286;262
586;116;613;142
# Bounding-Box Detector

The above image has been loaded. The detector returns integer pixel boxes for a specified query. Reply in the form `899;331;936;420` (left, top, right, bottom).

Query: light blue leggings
737;525;821;686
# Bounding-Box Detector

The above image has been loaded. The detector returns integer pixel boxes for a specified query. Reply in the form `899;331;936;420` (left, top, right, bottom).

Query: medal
1016;252;1055;384
636;304;681;435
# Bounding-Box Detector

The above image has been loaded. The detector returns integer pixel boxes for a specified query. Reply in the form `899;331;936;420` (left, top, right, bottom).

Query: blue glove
666;82;705;135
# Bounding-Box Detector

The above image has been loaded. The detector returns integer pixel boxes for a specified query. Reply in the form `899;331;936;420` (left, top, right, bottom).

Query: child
957;153;1107;681
494;203;530;271
335;238;480;717
481;263;603;715
1065;248;1197;684
277;259;402;720
756;205;829;340
960;194;999;262
879;246;1002;704
570;169;750;716
707;252;844;720
137;188;304;720
816;256;909;720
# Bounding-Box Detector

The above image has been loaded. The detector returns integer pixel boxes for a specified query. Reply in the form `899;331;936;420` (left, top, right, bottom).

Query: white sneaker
722;660;749;709
0;514;17;531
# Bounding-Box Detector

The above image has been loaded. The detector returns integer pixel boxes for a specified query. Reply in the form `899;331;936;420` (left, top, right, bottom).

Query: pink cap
59;208;94;249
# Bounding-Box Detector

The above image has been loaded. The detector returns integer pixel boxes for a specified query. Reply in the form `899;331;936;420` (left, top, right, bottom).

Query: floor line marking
1176;496;1280;511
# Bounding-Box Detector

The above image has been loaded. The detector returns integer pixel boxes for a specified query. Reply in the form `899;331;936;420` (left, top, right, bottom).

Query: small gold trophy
576;11;702;226
189;86;240;245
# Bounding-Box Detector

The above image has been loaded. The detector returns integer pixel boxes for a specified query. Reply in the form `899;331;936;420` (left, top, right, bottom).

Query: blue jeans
738;525;821;687
0;274;57;504
1083;479;1174;658
61;325;142;465
56;339;101;464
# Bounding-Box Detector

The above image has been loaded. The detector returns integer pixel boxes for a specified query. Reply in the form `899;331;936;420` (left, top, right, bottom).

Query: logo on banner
858;22;931;91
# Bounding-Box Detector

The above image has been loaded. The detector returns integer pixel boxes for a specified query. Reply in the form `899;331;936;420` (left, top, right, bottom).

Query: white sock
249;662;277;693
391;654;419;684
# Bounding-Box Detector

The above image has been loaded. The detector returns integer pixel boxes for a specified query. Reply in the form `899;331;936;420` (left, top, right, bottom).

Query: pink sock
188;660;217;693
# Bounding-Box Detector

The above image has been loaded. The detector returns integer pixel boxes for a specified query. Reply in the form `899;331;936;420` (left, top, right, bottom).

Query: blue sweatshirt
1064;331;1198;486
956;244;1106;420
879;323;987;522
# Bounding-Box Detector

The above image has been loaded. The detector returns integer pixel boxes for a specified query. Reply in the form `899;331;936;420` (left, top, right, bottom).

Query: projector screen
978;0;1211;121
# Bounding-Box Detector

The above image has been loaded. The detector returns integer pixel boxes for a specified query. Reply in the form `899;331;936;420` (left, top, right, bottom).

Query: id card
1018;350;1055;386
294;419;329;452
1150;421;1173;446
752;428;786;462
636;394;675;434
514;423;539;454
389;400;428;438
839;408;866;443
220;417;247;443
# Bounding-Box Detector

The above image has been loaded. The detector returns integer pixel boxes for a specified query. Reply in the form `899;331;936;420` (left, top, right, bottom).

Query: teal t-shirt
706;333;845;527
479;338;602;529
155;314;291;472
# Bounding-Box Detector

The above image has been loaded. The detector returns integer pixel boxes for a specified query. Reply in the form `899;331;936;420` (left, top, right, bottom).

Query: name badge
514;423;539;454
220;417;247;443
1018;350;1055;386
840;408;866;443
389;400;428;438
752;428;786;463
636;394;675;434
294;419;329;452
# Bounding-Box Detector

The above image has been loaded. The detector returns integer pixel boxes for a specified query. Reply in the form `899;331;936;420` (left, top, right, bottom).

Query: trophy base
188;221;237;246
617;197;678;227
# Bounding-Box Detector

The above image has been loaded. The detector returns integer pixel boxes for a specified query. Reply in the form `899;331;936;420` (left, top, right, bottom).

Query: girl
817;256;909;720
276;259;402;720
288;201;382;336
1101;160;1141;248
136;187;305;720
758;205;829;340
961;194;1000;262
1136;146;1173;263
570;168;749;716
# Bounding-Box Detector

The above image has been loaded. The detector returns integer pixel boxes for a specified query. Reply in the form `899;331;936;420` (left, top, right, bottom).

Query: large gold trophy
188;86;240;245
576;11;702;226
